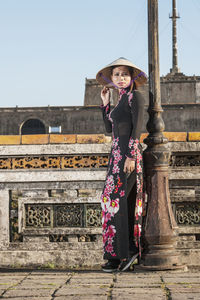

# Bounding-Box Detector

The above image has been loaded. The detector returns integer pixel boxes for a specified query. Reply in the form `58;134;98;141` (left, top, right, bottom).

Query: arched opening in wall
21;119;46;135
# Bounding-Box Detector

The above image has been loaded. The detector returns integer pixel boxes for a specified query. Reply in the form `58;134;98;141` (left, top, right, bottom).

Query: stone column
170;0;180;74
142;0;183;270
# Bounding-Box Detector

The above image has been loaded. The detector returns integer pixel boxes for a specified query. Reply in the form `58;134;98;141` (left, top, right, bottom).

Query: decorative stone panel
175;203;200;225
15;196;102;244
85;204;102;227
23;203;102;230
54;204;84;227
170;154;200;167
0;155;109;170
25;205;52;228
0;153;200;171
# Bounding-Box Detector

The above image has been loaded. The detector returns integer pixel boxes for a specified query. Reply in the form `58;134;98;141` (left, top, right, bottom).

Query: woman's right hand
101;87;110;106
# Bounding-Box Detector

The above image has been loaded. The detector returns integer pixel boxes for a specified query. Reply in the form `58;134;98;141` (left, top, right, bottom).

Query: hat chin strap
99;73;118;89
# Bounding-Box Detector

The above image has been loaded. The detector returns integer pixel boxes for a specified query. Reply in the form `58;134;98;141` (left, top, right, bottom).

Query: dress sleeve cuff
100;102;110;108
100;102;110;113
125;155;135;161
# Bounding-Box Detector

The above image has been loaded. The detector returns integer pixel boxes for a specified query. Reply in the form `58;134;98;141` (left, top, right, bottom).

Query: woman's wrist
102;101;110;107
125;155;135;161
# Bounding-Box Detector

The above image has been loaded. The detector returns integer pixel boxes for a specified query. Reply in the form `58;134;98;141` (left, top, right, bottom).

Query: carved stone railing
0;134;199;269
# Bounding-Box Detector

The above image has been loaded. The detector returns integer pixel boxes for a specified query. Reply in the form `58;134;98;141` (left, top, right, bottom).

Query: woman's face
111;66;131;89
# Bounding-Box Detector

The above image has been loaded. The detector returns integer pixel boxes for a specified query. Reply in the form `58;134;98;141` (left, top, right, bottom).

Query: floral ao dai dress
100;87;144;261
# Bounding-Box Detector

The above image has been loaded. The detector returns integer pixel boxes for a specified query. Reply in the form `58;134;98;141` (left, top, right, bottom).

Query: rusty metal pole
142;0;183;270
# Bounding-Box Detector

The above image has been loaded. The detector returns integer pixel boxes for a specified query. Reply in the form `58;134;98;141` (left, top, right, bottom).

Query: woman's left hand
123;157;135;174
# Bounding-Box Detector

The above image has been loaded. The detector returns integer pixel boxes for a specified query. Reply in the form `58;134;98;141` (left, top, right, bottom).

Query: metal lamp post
142;0;184;270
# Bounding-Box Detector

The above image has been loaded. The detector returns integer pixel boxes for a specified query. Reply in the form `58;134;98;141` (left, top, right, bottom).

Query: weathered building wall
161;79;196;104
84;74;200;106
0;104;199;135
0;134;199;269
0;74;199;135
0;107;103;135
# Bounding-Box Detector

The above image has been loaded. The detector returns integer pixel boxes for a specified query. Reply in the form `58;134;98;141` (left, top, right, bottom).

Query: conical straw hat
96;57;147;88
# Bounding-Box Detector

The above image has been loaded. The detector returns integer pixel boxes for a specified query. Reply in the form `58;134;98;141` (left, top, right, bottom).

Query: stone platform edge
0;132;199;145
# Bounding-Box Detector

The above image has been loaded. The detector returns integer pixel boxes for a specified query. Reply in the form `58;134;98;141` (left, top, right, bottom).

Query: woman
96;57;147;272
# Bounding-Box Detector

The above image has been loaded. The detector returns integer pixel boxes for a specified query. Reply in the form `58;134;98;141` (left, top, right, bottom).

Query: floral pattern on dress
127;137;139;159
119;88;126;98
101;137;123;257
127;92;133;107
132;141;143;253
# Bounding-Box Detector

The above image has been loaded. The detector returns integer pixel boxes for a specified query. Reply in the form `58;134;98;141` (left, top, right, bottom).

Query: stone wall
0;134;199;269
0;74;200;135
0;103;200;135
84;74;200;106
160;74;200;104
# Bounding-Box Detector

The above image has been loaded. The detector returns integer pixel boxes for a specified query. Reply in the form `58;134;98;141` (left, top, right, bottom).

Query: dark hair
110;66;133;76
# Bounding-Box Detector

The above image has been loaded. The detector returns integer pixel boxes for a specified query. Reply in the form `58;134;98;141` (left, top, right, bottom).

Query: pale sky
0;0;200;107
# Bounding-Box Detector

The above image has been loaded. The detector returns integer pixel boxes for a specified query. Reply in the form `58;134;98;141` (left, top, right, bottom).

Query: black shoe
102;261;119;273
118;253;139;272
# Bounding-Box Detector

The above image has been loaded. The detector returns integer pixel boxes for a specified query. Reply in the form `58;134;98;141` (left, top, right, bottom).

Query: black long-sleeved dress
100;87;144;261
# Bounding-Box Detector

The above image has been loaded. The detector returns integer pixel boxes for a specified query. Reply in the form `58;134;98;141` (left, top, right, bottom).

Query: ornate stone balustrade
0;134;199;269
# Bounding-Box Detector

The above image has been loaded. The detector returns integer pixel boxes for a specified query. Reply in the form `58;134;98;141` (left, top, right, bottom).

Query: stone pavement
0;269;200;300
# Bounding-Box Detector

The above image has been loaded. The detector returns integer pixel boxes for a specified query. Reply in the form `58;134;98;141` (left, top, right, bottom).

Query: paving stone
169;287;200;293
1;298;51;300
55;296;107;300
0;285;17;290
116;275;161;283
66;283;111;289
25;276;68;280
21;279;66;285
0;281;20;285
167;283;200;288
69;278;113;284
116;274;161;281
0;273;29;277
0;278;24;283
72;272;113;278
112;287;165;295
114;282;162;288
172;294;200;300
162;272;200;278
55;286;109;296
26;275;69;279
112;294;165;300
30;271;70;274
22;278;70;286
163;277;200;284
3;288;55;298
115;277;162;284
28;273;70;278
20;280;61;287
17;283;58;289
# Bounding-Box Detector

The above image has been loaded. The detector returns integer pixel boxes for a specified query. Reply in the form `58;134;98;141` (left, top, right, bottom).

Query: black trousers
108;171;137;262
127;171;137;255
